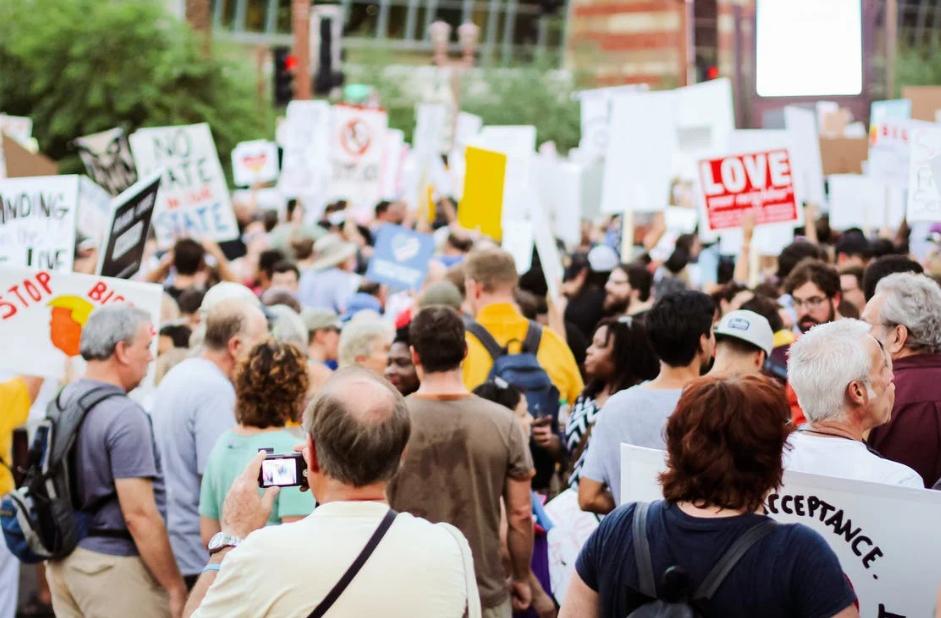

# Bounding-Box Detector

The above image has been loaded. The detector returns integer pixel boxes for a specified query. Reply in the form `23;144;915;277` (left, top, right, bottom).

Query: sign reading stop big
698;149;798;231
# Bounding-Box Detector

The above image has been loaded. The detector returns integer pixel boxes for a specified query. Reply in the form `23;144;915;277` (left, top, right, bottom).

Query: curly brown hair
235;340;310;428
660;374;792;513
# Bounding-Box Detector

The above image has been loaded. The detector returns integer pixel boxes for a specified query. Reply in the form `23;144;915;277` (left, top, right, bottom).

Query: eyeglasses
791;296;829;309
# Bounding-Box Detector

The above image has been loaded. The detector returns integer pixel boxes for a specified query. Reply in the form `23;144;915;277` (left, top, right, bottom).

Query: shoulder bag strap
522;321;543;355
307;509;398;618
631;501;657;598
465;321;504;361
694;519;776;600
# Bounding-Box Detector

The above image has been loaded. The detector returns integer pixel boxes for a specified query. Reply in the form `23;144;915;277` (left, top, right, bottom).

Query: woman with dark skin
385;336;420;396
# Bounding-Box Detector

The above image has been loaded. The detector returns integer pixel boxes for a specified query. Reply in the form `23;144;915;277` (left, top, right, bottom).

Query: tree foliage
0;0;272;175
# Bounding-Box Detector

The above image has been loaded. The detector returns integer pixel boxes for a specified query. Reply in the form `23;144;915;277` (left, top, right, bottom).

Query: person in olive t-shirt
388;307;536;618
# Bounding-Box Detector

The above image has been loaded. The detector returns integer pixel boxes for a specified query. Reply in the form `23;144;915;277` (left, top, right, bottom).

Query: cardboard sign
901;85;941;122
97;172;161;279
0;175;78;271
459;146;506;241
129;123;237;248
1;135;57;179
74;127;138;196
601;90;676;214
698;150;798;231
231;140;279;187
364;224;435;290
820;137;868;175
329;105;388;210
620;444;941;618
907;127;941;223
0;266;162;381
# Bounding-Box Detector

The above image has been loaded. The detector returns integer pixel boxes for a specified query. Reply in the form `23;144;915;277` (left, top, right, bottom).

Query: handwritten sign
74;127;138;196
698;149;798;231
0;266;162;383
231;140;279;187
129;123;237;248
329;105;388;210
907;127;941;223
0;175;78;271
97;172;160;279
620;444;941;618
365;224;435;290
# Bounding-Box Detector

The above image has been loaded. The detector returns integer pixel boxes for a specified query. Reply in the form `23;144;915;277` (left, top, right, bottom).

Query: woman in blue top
199;340;315;545
561;374;859;618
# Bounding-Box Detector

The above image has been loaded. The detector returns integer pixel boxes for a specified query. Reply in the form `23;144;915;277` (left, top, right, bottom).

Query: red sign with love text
698;149;798;231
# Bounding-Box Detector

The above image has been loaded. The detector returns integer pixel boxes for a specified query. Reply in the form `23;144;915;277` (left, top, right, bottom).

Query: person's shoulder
875;456;924;488
391;513;468;558
602;384;649;411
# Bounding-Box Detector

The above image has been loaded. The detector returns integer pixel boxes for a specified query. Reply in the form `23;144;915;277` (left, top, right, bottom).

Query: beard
797;300;837;333
604;294;629;315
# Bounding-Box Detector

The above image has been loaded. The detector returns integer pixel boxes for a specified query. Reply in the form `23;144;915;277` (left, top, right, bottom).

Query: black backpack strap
522;321;543;355
465;321;504;361
307;509;398;618
631;502;657;598
694;519;776;600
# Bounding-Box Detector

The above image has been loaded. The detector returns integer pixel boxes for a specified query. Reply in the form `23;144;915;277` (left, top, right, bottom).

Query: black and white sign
96;172;160;279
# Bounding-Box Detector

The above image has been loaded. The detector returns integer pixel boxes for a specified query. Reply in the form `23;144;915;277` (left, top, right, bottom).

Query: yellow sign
459;146;506;241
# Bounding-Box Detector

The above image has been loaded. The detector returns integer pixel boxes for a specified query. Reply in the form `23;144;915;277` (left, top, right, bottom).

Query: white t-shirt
192;501;478;618
784;432;923;488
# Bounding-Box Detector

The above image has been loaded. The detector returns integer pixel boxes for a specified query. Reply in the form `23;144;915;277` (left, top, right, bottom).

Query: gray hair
875;272;941;354
787;319;874;423
338;318;392;368
267;304;309;349
80;305;152;361
202;299;264;352
302;368;410;486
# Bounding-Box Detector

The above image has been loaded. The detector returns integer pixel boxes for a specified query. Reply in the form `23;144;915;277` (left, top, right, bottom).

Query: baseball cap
587;245;619;273
301;307;342;332
714;310;773;355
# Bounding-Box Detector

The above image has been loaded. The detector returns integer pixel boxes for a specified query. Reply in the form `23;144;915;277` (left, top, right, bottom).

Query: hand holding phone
257;452;307;488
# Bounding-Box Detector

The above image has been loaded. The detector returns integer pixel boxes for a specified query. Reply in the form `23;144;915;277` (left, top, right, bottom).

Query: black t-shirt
576;501;856;618
564;286;606;344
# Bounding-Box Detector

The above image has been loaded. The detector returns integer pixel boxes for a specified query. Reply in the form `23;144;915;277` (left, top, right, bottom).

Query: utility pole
886;0;898;98
185;0;212;55
292;0;313;100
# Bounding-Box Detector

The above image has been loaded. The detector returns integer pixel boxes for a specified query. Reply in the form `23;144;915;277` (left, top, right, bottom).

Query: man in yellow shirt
1;375;43;617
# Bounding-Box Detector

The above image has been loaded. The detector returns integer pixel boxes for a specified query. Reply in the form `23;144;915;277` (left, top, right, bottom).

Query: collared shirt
463;302;583;405
868;353;941;487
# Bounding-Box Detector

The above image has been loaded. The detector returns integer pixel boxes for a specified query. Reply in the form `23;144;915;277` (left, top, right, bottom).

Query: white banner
907;127;941;223
0;266;162;385
620;444;941;618
784;106;826;207
0;175;78;271
129;123;237;248
231;140;279;187
329;105;388;211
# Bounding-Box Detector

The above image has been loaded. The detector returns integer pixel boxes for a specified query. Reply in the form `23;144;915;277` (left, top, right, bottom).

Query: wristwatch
207;532;242;556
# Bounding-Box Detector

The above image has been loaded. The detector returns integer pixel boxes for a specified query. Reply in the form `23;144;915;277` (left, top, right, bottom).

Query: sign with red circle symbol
339;118;372;157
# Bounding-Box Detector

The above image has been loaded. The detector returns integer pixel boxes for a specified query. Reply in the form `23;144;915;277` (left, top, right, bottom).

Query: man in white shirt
785;319;922;488
183;368;478;618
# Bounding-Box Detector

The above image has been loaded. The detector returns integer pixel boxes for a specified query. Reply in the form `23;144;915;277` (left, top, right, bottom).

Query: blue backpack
466;320;561;420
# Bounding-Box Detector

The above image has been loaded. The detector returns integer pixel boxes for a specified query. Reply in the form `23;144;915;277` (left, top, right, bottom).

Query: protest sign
364;224;435;291
413;103;448;163
76;176;112;245
531;198;565;300
698;149;798;231
601;90;676;215
828;174;888;231
0;175;78;271
459;146;506;241
129;123;237;248
674;78;736;179
620;444;941;618
575;84;648;163
907;127;941;223
97;171;161;278
1;134;57;179
784;107;825;207
820;137;868;175
231;140;279;187
869;99;911;131
0;114;33;147
502;222;534;274
533;155;582;248
329;105;388;211
380;129;407;201
0;266;162;385
901;85;941;122
277;100;331;204
470;125;536;224
74;127;138;196
868;119;932;189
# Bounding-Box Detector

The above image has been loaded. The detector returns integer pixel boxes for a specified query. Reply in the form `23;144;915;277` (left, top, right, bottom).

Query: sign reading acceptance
698;149;798;231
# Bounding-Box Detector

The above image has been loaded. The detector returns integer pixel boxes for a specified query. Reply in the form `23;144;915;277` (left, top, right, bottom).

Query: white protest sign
533;155;583;248
74;127;138;196
827;174;887;231
531;198;564;299
0;175;78;271
414;103;448;164
575;84;649;163
0;114;33;147
380;129;407;201
329;105;388;211
620;444;941;618
469;125;537;224
673;78;736;179
907;126;941;222
231;140;279;187
501;220;534;274
77;176;113;246
601;90;677;215
277;100;331;203
0;266;162;385
784;106;826;206
129;123;237;248
447;112;484;199
869;119;933;190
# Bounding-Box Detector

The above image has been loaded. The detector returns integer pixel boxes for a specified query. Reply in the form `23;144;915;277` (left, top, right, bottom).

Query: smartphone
257;452;307;488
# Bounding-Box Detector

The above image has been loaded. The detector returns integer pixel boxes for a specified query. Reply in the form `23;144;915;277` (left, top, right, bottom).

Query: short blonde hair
464;247;518;293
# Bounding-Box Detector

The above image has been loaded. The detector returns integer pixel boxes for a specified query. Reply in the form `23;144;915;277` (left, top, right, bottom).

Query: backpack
1;385;125;563
466;320;561;420
627;502;776;618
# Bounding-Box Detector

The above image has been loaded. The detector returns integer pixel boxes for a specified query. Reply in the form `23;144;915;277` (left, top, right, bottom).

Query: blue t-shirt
575;501;856;617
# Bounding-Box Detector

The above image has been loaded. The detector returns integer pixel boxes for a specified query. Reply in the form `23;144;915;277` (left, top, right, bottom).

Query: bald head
303;368;411;487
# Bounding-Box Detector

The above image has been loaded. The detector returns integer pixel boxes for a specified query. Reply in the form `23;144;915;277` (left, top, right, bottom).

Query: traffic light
273;46;296;107
311;6;344;96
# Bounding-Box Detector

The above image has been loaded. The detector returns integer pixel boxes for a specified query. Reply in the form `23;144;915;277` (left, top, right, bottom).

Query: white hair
875;272;941;354
338;318;392;368
80;305;152;361
267;304;309;349
787;319;875;422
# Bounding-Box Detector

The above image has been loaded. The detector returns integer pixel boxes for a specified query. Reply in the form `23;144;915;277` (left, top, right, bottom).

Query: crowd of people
2;190;941;618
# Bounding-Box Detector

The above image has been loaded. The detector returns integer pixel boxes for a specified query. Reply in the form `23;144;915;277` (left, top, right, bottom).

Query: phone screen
258;454;303;488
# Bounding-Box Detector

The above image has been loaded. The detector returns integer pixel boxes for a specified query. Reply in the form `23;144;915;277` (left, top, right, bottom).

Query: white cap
587;245;619;273
714;310;774;355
